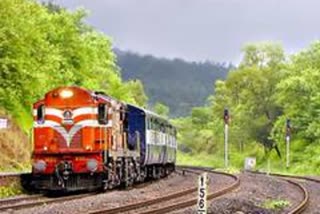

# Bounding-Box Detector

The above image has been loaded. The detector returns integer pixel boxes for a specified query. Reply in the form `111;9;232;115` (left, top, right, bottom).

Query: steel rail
0;194;43;207
285;179;309;214
89;166;239;214
0;171;182;212
247;170;311;214
138;166;240;214
0;193;95;212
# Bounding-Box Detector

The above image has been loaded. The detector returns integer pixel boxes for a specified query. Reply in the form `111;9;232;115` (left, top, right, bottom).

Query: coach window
153;119;157;130
149;118;152;129
153;120;156;131
152;119;157;131
37;104;45;124
161;124;165;133
146;117;149;129
156;121;160;132
98;103;107;124
146;118;149;129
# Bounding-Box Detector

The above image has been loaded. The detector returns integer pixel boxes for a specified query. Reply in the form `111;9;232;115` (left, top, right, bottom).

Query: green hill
115;49;231;117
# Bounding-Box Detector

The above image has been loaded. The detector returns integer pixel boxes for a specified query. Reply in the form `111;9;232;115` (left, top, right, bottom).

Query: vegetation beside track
175;41;320;175
0;178;22;198
262;199;291;210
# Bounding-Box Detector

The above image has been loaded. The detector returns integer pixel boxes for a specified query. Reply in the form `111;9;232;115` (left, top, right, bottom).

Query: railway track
89;166;240;214
0;193;95;212
248;170;312;214
285;179;309;214
0;194;43;208
0;172;182;213
0;169;311;213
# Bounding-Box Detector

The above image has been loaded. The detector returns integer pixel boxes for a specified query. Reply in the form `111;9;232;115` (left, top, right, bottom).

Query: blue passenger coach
127;104;177;168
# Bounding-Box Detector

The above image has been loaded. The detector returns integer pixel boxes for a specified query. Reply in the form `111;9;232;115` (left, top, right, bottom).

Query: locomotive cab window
37;104;45;124
98;103;108;124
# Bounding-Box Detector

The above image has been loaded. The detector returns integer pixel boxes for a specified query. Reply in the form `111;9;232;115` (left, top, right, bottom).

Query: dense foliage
115;49;231;117
0;0;147;170
0;0;148;132
176;42;320;174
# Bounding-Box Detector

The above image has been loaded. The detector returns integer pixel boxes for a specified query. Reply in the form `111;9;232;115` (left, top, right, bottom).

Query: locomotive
30;86;177;191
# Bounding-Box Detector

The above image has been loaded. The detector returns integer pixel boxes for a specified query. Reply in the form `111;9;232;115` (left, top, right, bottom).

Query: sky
47;0;320;63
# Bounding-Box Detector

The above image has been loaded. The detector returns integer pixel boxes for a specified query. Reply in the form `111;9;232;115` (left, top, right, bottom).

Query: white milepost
197;173;207;214
0;118;8;129
244;157;256;171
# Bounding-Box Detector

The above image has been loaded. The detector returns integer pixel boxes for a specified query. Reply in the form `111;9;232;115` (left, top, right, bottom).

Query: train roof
93;91;170;125
127;104;172;125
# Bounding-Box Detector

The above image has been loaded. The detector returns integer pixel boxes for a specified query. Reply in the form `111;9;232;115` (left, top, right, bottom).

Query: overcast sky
48;0;319;63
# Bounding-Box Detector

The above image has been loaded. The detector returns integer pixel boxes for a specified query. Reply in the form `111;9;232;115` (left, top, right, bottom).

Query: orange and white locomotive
30;86;176;191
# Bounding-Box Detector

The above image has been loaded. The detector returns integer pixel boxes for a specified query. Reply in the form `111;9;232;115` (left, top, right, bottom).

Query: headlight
86;159;98;172
60;89;74;99
33;160;47;172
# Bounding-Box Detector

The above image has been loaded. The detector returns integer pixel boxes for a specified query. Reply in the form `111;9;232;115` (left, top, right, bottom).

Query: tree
153;102;169;118
0;0;147;131
176;42;286;158
124;79;148;107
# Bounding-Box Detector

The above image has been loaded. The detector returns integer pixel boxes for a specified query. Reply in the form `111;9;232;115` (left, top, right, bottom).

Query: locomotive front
31;86;110;191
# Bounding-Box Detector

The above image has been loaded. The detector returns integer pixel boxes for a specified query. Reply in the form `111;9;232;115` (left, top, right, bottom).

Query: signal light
224;108;229;124
286;119;291;128
286;118;291;137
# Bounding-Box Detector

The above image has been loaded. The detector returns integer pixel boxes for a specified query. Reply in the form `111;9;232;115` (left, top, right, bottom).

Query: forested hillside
176;42;320;174
115;49;231;117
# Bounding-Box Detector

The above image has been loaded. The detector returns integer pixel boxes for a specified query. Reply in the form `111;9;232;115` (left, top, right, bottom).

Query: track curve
89;166;240;214
248;171;310;214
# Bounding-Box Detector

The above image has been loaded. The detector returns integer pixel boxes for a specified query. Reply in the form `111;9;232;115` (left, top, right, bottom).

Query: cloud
46;0;320;63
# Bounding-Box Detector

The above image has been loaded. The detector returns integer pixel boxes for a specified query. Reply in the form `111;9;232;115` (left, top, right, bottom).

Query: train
28;86;177;192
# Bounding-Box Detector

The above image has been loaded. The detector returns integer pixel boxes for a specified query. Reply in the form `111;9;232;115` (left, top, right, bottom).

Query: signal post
285;119;291;168
224;108;229;168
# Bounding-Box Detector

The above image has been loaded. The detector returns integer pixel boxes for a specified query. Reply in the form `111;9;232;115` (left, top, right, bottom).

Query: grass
177;138;320;176
262;199;290;210
0;181;23;198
